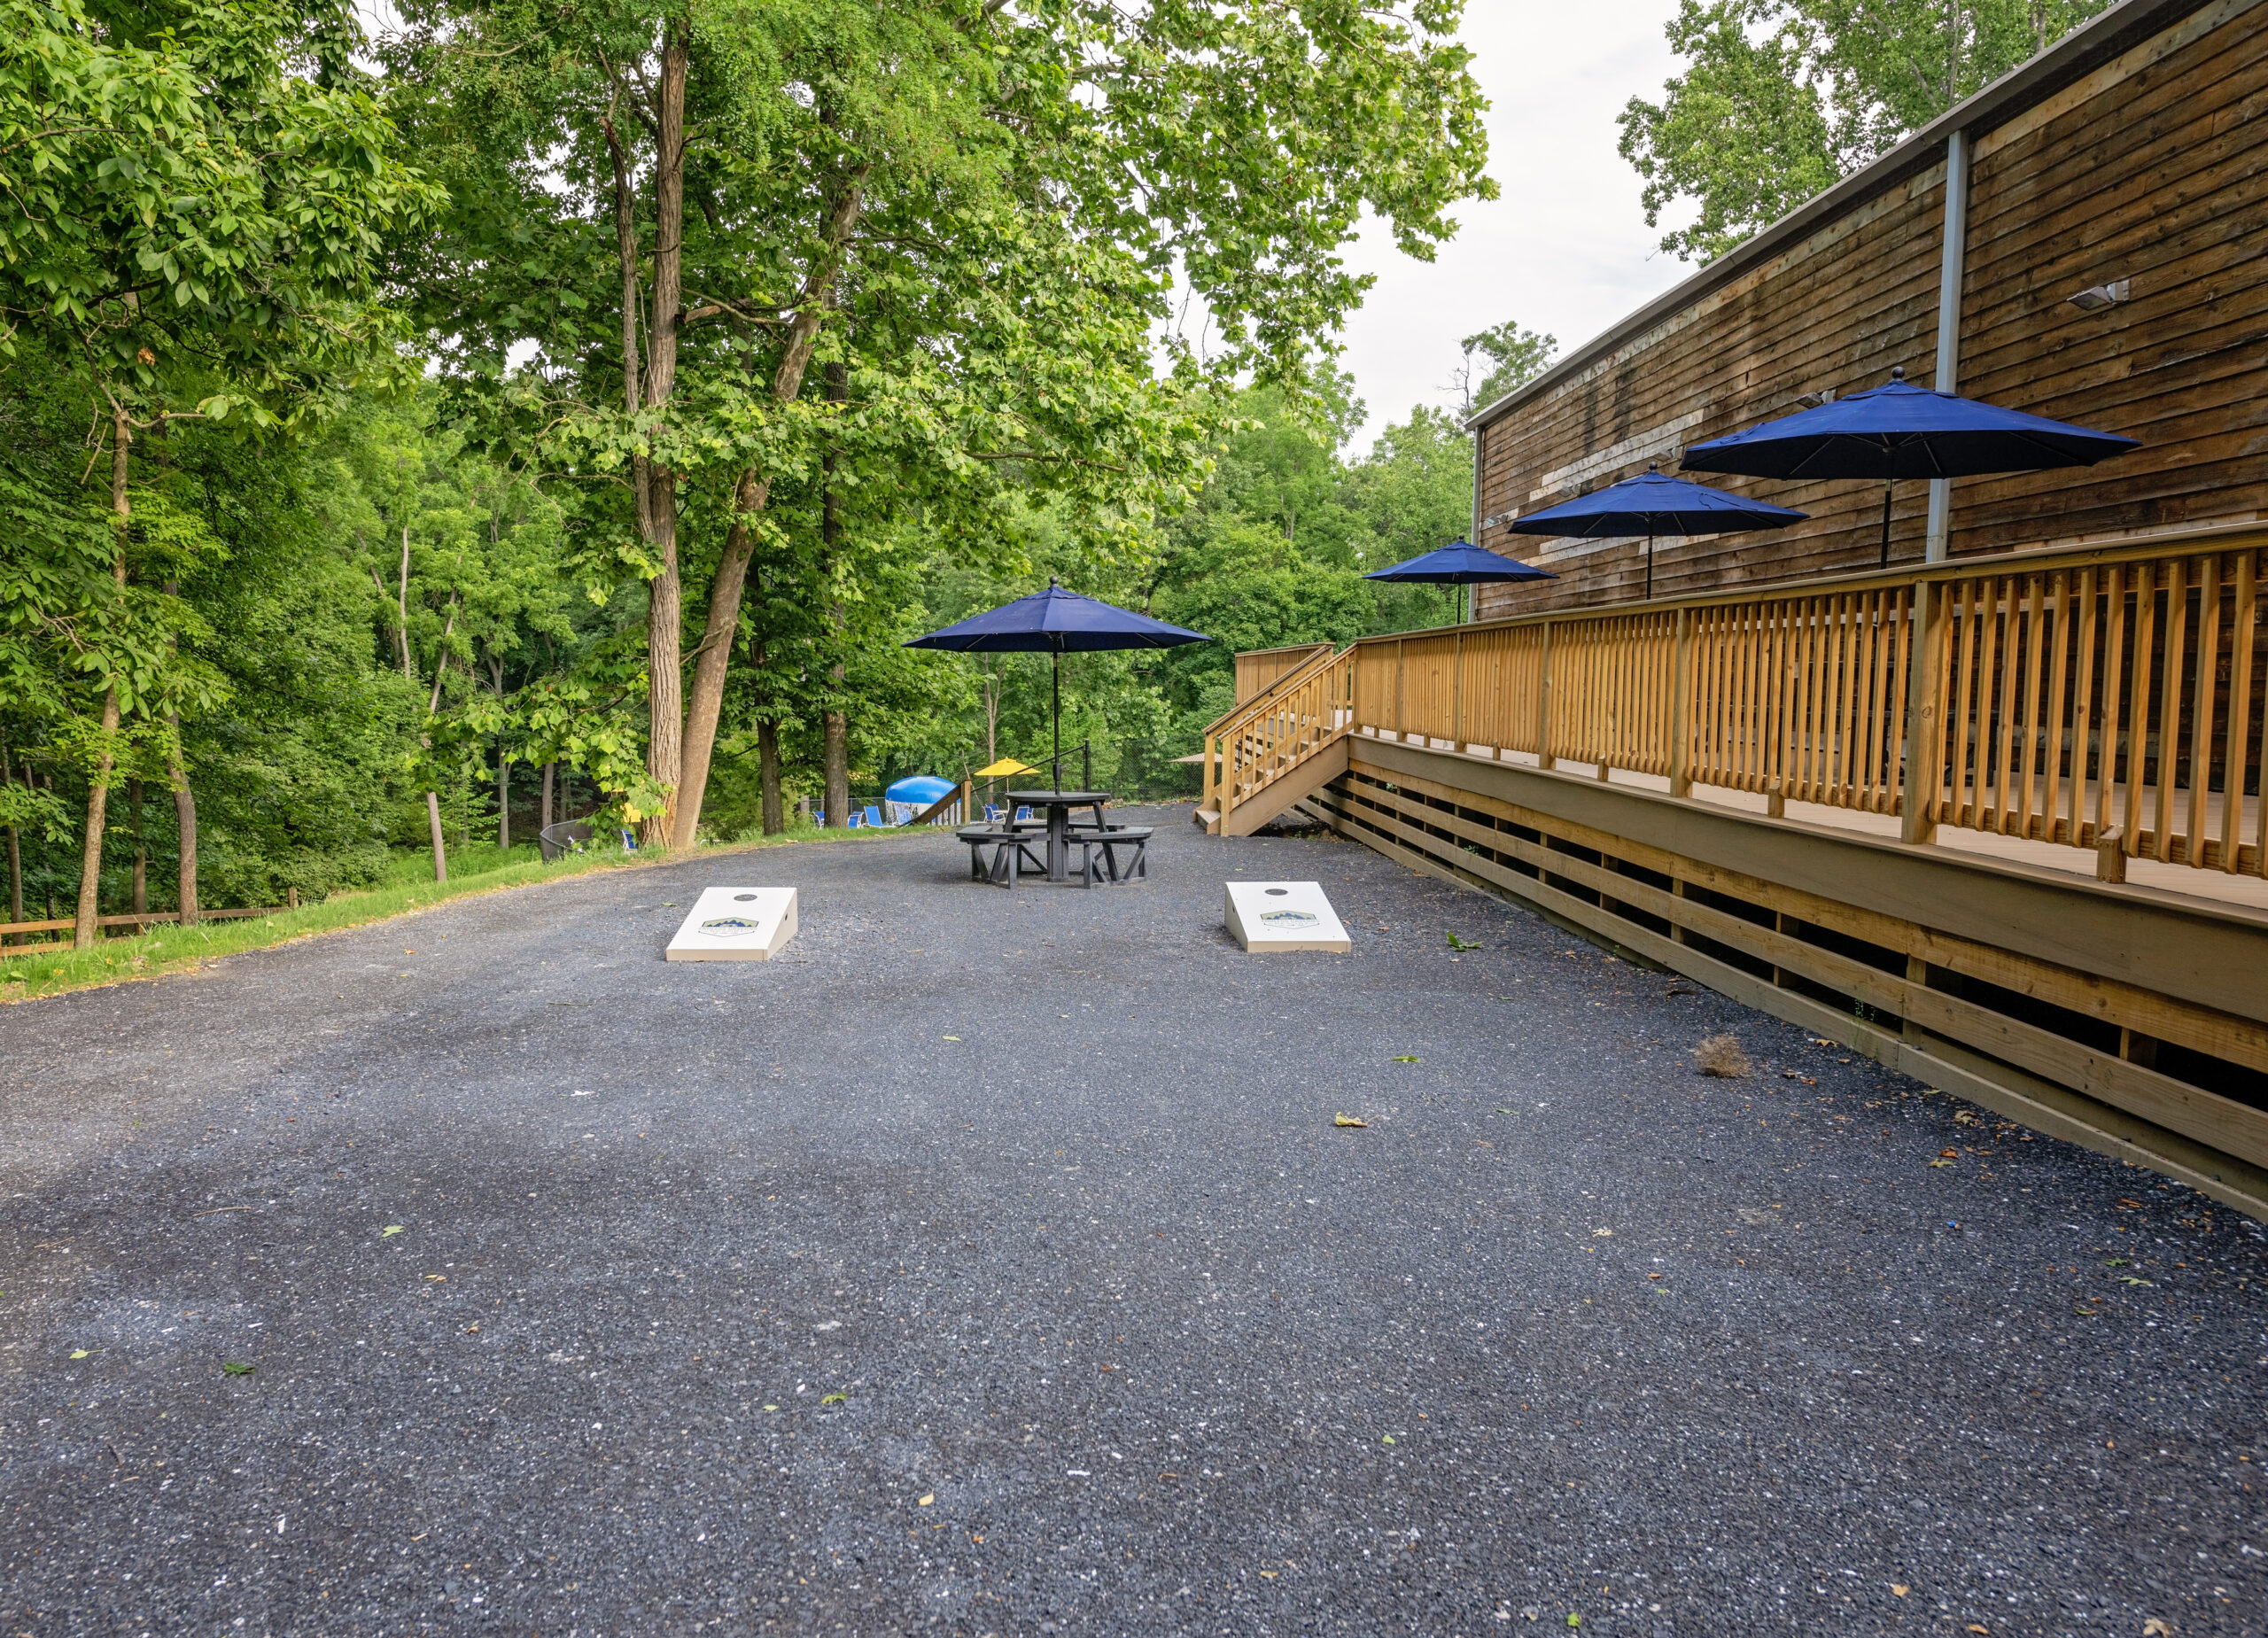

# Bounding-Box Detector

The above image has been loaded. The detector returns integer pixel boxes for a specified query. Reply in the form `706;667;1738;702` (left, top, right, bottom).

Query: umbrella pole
1645;535;1654;602
1880;478;1893;568
1052;648;1062;791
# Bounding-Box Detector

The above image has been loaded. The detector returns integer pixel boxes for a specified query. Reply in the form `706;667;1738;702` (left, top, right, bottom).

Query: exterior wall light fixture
2068;279;2131;312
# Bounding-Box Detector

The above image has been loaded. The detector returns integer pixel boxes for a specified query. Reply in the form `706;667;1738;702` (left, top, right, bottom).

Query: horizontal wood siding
1475;0;2268;619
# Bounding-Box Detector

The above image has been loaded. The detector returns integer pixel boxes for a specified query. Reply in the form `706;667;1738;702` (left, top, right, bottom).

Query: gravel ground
3;804;2263;1638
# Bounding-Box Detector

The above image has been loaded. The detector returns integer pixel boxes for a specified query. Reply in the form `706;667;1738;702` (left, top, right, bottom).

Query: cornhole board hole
1224;881;1350;953
665;887;798;961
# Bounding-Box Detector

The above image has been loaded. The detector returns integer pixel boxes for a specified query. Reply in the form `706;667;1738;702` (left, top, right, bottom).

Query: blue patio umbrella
1503;466;1807;600
1681;366;2140;565
906;579;1208;788
1363;539;1556;625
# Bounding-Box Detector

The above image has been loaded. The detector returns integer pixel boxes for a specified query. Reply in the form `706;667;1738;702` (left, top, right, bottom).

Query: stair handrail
1200;640;1346;741
1200;643;1355;827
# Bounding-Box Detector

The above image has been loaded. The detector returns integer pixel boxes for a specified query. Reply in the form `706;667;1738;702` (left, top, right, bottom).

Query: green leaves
1619;1;2112;262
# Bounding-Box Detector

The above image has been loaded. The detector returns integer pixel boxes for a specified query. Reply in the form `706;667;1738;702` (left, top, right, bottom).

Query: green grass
0;819;911;1005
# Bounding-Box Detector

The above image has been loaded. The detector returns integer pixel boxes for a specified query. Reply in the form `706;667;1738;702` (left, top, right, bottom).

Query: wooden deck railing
1325;524;2266;881
1233;642;1335;708
1200;643;1355;827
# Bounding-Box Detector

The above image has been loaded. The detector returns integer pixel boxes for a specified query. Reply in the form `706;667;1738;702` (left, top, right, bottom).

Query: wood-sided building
1468;0;2268;618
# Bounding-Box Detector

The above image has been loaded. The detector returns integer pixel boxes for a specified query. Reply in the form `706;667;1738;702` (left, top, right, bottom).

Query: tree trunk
672;466;762;850
417;610;456;883
497;753;510;850
758;718;783;835
130;778;145;917
638;27;691;849
168;714;198;926
666;166;869;847
540;761;555;838
76;409;131;951
426;791;448;884
3;741;22;935
824;710;849;828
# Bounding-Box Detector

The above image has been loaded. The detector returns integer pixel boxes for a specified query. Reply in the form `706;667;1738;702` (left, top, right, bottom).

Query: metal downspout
1925;128;1971;563
1468;421;1483;623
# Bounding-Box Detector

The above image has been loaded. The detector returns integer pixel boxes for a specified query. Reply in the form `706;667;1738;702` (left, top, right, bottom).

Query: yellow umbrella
975;757;1036;778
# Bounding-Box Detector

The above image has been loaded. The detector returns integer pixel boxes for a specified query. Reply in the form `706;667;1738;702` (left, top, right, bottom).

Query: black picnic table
1005;790;1110;882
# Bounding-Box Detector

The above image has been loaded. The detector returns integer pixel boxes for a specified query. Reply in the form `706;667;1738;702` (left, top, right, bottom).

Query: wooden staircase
1193;644;1355;835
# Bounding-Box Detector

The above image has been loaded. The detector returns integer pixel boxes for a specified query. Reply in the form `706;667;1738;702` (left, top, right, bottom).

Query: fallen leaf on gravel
222;1362;255;1376
380;1225;403;1238
821;1393;847;1405
1930;1160;1953;1168
1381;1435;1394;1445
1392;1055;1421;1063
1566;1616;1581;1629
763;1405;779;1412
463;1324;478;1333
943;1036;960;1042
2075;1308;2097;1316
1939;1149;1959;1158
68;1348;92;1359
1891;1585;1908;1597
2143;1620;2171;1636
918;1494;934;1507
1334;1114;1368;1128
1446;933;1481;951
1646;1272;1661;1279
1592;1228;1613;1238
2122;1277;2155;1286
1968;1626;1989;1634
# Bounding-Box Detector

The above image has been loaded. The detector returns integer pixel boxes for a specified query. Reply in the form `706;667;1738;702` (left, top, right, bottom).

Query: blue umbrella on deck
906;579;1208;788
1503;466;1808;600
1681;366;2140;566
1363;539;1556;625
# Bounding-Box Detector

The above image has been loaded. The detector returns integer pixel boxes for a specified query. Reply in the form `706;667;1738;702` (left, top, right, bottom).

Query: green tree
0;0;434;942
1619;0;2110;262
388;0;1495;846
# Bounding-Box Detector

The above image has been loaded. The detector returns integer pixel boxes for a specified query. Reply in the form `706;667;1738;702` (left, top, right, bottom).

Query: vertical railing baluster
2223;552;2257;874
2186;555;2221;865
2154;557;2187;862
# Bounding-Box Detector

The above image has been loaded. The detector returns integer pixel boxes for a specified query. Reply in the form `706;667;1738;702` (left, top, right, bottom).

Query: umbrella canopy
1508;467;1809;536
1363;538;1554;624
1363;540;1557;584
973;757;1036;779
907;580;1208;788
1680;369;2140;480
885;774;958;807
1504;467;1807;600
1681;367;2139;567
905;579;1208;654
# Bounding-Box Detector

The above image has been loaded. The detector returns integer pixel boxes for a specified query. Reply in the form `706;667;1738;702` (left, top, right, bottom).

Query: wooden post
1900;578;1948;845
1218;734;1236;828
1669;608;1694;799
1536;621;1556;770
1395;639;1407;741
1452;629;1465;752
2096;826;2128;883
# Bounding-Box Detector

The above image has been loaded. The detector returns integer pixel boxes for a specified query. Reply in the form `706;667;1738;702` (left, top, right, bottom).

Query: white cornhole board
665;887;798;961
1224;881;1350;953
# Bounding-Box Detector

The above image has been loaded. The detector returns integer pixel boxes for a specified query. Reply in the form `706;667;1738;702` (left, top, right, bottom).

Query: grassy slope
0;821;913;1005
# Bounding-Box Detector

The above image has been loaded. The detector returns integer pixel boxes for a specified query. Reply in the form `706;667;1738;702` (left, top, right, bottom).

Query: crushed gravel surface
3;804;2263;1636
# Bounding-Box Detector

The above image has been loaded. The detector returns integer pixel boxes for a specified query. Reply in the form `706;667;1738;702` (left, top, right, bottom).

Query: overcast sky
1332;1;1697;453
